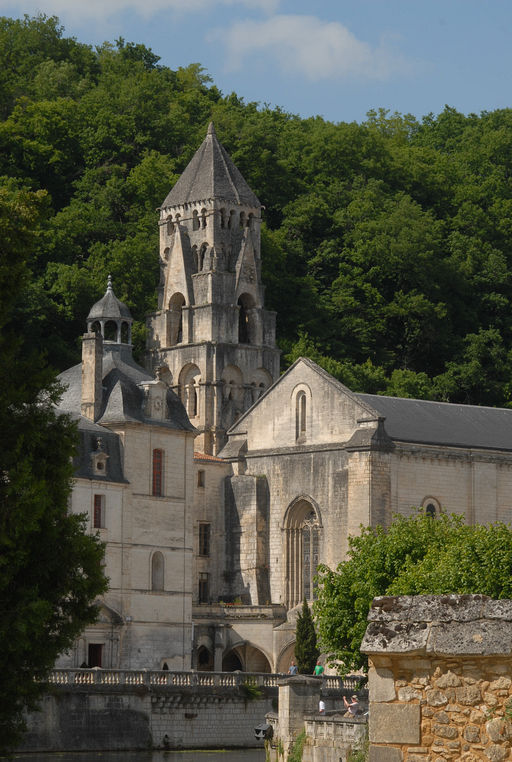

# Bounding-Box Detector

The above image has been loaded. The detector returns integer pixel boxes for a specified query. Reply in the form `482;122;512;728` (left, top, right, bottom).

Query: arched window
247;213;254;229
284;499;321;608
168;293;185;345
296;391;307;440
104;320;118;342
220;208;226;229
179;364;201;419
166;217;174;235
237;293;255;344
198;243;208;272
152;551;164;591
152;448;164;497
422;497;441;518
187;382;197;418
239;211;245;229
197;646;213;671
192;210;200;231
228;210;236;229
201;208;207;229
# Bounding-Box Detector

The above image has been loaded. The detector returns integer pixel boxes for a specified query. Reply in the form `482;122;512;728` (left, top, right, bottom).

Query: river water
6;750;265;762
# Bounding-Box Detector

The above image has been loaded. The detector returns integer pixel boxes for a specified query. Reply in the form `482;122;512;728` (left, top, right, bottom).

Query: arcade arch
179;363;201;419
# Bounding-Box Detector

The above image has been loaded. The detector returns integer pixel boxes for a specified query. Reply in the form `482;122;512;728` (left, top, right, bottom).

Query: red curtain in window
152;449;163;496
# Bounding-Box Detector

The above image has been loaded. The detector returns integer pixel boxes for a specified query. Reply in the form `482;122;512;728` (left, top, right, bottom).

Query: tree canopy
294;598;320;674
0;180;108;750
313;512;512;674
3;14;512;404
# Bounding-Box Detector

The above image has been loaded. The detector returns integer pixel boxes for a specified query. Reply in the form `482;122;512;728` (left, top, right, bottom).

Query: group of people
287;660;360;717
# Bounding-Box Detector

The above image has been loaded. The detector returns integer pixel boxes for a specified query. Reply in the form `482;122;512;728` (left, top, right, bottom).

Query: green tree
0;180;107;750
295;598;320;674
314;512;512;675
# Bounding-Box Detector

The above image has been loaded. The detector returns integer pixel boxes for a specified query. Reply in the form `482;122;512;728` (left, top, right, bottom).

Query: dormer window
91;438;109;477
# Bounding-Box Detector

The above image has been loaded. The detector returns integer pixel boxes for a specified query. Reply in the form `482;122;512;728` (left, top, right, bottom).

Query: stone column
214;625;225;672
277;676;321;755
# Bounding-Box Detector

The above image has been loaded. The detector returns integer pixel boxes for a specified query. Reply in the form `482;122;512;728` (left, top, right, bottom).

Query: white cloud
213;14;409;82
0;0;280;23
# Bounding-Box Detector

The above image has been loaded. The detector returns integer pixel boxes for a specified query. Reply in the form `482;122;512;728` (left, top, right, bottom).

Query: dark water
6;751;265;762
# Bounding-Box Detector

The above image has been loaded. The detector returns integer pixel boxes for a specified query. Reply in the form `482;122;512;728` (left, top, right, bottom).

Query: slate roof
161;122;260;209
87;277;132;321
57;345;193;432
73;417;126;483
357;393;512;452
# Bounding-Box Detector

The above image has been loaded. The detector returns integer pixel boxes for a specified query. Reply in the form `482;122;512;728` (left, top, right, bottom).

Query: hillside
3;14;512;405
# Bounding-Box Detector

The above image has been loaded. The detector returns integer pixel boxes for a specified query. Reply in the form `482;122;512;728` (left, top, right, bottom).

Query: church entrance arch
283;497;322;609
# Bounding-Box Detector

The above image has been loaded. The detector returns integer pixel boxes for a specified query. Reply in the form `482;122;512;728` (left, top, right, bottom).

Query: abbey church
56;124;512;674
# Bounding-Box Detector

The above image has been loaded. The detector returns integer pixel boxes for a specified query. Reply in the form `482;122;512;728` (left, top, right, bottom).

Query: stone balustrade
46;668;354;691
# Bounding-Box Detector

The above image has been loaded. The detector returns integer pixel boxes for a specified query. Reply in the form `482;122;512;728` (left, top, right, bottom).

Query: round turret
87;275;133;344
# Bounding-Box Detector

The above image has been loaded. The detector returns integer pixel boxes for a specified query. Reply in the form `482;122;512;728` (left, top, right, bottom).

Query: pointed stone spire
160;123;260;209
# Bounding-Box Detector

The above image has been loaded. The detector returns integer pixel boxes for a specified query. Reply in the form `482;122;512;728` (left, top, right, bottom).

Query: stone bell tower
146;123;280;454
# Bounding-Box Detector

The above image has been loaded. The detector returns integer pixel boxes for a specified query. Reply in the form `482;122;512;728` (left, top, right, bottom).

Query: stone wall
18;670;277;752
362;594;512;761
266;675;368;762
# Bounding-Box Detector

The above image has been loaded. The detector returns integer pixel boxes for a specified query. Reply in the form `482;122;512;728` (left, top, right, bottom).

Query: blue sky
1;0;511;124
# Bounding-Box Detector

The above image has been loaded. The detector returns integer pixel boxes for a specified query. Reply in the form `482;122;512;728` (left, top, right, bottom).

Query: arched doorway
222;644;272;673
283;498;322;609
222;648;243;672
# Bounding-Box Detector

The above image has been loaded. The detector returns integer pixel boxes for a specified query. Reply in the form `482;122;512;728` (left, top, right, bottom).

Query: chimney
81;331;103;421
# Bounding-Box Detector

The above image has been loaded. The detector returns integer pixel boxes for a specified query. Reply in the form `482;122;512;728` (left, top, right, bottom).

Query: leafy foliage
0;180;107;750
314;512;512;674
295;598;320;674
4;15;512;397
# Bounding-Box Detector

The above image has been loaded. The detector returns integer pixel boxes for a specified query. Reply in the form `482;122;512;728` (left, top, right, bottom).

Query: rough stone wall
362;594;512;761
19;680;275;752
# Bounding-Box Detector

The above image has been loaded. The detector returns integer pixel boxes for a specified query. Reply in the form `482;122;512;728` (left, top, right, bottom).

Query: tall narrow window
284;500;321;608
197;469;205;488
152;448;163;496
296;391;307;440
198;572;209;603
88;643;103;668
152;551;164;591
93;494;105;529
199;523;211;556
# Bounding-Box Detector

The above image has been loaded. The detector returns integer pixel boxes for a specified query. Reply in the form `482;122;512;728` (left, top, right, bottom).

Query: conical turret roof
161;123;260;209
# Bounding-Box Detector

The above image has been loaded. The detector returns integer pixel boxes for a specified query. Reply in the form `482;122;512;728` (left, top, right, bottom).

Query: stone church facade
57;125;512;674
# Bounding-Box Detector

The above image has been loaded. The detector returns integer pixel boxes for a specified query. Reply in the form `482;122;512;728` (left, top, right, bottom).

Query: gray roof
161;122;260;209
58;345;193;432
74;417;126;483
358;393;512;451
87;277;132;321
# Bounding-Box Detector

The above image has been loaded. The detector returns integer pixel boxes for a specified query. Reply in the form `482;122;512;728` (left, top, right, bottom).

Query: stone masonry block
369;746;403;762
369;703;420;744
368;666;396;702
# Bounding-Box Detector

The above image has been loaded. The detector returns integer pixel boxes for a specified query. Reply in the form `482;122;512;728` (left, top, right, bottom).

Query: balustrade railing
46;669;359;691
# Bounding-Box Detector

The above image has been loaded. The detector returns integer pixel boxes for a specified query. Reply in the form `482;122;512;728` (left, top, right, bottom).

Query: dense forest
4;14;512;406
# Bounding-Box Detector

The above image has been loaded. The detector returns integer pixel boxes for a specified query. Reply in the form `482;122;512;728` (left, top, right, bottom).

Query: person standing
343;695;359;717
288;660;298;675
313;661;324;676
